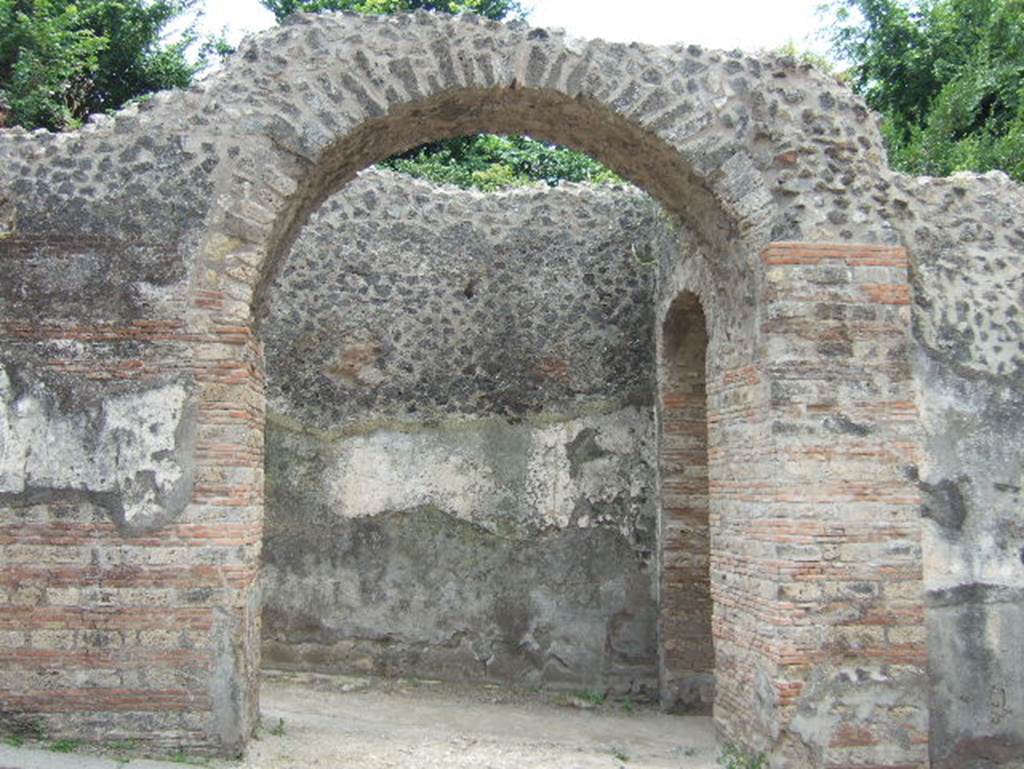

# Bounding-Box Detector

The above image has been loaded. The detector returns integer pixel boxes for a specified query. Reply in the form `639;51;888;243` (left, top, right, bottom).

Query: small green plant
774;40;842;79
611;747;630;763
105;739;137;751
618;695;635;713
1;716;46;747
49;739;78;753
269;717;286;737
718;743;768;769
574;689;606;706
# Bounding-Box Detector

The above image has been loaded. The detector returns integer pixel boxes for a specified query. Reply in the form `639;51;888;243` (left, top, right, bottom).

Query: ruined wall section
658;231;933;767
0;110;209;323
0;104;260;753
892;171;1024;769
260;171;679;693
0;100;222;528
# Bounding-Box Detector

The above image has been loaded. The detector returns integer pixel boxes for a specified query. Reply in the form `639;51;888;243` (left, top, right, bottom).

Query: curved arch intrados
251;86;734;319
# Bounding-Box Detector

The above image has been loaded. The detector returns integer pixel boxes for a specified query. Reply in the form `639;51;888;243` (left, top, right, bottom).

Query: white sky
195;0;834;56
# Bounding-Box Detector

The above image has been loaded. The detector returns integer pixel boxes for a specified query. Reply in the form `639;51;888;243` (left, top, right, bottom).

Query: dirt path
219;671;719;769
0;672;719;769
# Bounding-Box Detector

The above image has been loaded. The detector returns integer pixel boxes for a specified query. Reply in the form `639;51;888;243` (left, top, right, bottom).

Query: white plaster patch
321;407;654;530
0;367;192;525
327;430;499;520
525;422;576;529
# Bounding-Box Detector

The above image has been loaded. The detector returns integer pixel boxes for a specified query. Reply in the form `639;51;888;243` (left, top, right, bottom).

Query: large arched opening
257;168;675;702
198;54;761;754
187;15;768;751
182;16;928;766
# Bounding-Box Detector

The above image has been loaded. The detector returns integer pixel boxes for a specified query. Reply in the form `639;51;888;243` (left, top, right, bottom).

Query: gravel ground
220;671;719;769
0;672;720;769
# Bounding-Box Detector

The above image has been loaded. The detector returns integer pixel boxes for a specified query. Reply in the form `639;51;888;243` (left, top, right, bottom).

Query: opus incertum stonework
1;11;1022;769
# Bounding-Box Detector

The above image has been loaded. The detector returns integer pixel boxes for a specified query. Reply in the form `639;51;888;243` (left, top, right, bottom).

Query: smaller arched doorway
657;291;714;714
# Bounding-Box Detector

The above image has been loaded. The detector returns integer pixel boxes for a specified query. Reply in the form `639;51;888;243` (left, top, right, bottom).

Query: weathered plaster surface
292;409;652;530
0;364;195;531
262;411;659;692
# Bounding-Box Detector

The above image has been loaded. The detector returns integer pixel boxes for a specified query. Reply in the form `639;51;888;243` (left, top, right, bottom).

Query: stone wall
0;10;1019;767
649;167;1024;767
0;106;243;752
891;171;1024;769
260;171;673;694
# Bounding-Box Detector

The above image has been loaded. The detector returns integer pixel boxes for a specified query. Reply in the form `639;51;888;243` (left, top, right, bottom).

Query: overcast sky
195;0;833;55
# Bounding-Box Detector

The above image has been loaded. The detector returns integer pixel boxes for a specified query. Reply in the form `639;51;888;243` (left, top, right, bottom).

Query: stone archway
0;12;930;768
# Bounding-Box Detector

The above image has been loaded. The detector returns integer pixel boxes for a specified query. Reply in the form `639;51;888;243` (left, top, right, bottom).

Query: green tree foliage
0;0;217;131
261;0;620;190
382;134;622;190
827;0;1024;181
